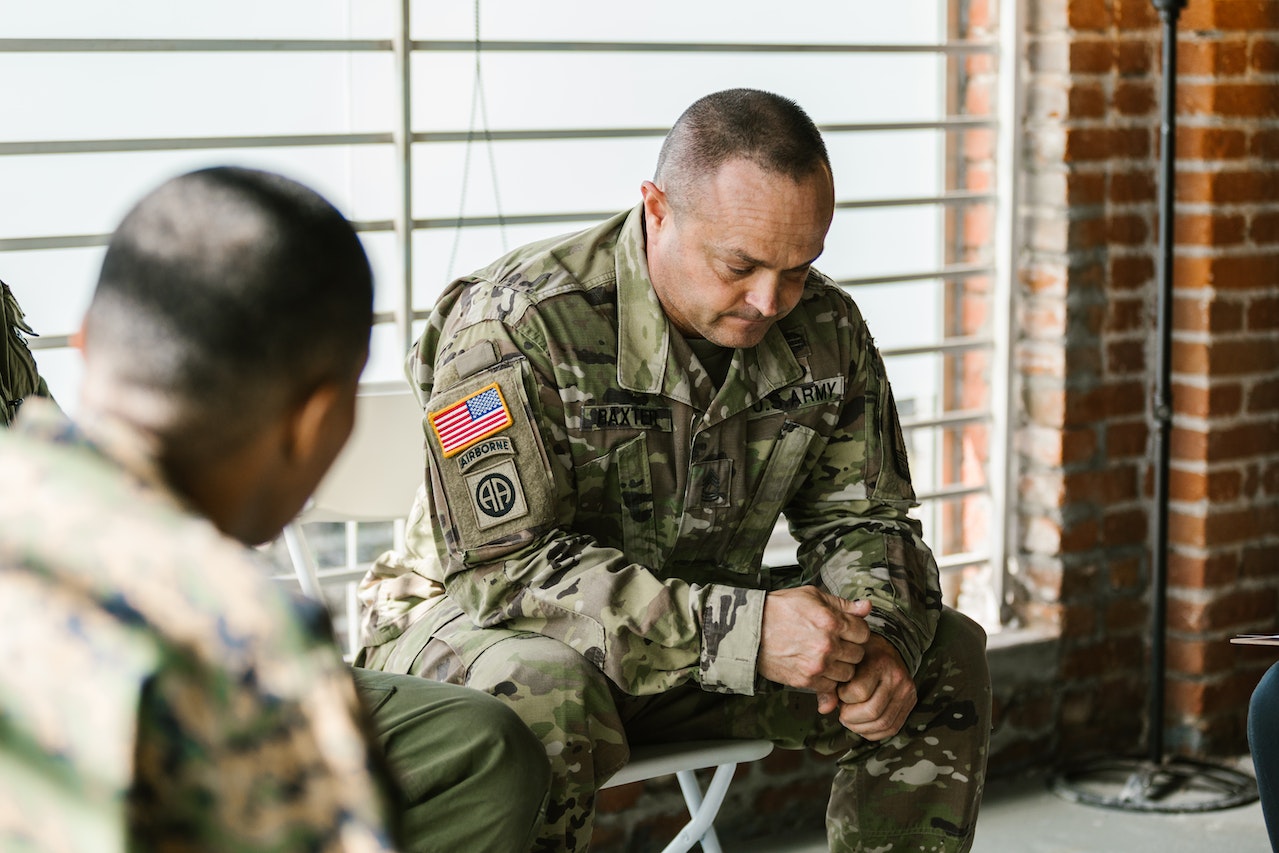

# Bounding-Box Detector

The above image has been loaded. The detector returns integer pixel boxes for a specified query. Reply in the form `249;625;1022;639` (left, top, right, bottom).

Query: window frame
1;0;1016;632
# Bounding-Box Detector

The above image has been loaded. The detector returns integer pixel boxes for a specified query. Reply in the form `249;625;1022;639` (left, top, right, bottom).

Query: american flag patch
429;383;513;458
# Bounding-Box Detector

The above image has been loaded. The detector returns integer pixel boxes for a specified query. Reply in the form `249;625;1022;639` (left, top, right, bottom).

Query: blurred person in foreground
358;89;991;852
0;166;548;852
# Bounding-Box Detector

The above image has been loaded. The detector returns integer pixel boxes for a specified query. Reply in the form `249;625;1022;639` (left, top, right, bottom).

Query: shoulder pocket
425;359;556;554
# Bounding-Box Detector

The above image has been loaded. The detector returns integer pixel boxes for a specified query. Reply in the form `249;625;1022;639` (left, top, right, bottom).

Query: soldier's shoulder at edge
0;425;330;673
459;209;632;306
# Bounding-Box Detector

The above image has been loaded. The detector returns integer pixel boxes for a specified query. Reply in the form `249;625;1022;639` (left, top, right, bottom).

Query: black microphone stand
1049;0;1258;812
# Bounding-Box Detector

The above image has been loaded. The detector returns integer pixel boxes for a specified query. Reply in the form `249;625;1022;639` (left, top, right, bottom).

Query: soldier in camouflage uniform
0;167;548;852
359;89;992;852
1;277;56;426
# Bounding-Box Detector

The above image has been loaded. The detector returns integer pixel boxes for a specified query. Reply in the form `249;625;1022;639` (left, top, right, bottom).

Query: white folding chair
602;738;775;853
281;381;424;654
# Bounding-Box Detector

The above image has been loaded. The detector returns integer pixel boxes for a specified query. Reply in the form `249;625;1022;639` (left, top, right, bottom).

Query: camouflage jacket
376;205;940;697
1;280;54;427
0;401;399;852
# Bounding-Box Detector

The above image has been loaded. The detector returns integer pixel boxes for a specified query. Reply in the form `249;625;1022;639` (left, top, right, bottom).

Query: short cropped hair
84;167;372;448
654;88;831;207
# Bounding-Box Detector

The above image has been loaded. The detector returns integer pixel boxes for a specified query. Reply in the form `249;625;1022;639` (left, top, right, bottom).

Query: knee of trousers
917;607;992;707
465;634;622;737
466;690;552;781
938;607;989;668
466;634;629;787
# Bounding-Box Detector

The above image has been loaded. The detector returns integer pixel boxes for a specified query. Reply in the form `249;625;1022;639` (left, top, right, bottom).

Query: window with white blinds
0;0;1014;632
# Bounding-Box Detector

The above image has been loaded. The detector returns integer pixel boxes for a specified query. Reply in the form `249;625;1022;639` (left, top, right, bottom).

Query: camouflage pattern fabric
1;280;54;427
0;400;400;852
359;205;990;851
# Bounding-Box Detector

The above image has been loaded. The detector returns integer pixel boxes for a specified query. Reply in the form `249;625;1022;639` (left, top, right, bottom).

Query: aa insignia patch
465;459;529;530
429;382;513;458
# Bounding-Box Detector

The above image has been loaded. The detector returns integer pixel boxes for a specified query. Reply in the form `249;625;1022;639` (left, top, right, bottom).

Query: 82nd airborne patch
465;459;529;530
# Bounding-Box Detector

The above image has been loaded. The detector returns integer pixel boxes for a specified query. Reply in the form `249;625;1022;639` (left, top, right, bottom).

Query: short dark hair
654;88;831;205
84;166;372;447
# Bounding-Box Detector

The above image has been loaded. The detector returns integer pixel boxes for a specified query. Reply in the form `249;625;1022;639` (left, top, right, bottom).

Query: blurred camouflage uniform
0;400;548;852
1;279;55;426
359;206;991;852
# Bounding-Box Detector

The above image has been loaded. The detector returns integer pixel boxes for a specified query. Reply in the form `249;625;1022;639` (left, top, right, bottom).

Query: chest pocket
722;421;816;574
572;432;659;569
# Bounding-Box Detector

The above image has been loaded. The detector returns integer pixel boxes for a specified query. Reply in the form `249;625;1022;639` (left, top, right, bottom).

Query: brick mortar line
1171;243;1279;257
1168;495;1279;514
1171;457;1279;478
1173;203;1279;213
1168;580;1279;606
1172;297;1279;307
1167;409;1279;428
1171;328;1279;341
1177;161;1279;171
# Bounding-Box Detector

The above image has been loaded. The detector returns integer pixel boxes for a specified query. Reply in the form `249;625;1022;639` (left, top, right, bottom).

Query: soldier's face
642;158;834;349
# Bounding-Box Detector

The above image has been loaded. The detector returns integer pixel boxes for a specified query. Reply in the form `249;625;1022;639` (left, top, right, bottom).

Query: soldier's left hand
833;634;916;740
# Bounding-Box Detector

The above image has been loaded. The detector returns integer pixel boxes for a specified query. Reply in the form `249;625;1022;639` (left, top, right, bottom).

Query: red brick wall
1163;0;1279;752
1008;0;1279;764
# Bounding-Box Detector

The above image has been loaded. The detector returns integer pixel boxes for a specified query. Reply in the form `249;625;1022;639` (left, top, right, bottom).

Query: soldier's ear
640;181;670;234
283;380;348;467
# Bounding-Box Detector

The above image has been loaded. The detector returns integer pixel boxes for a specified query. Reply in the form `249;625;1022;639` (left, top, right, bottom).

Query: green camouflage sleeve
1;280;56;428
787;320;942;675
410;284;764;697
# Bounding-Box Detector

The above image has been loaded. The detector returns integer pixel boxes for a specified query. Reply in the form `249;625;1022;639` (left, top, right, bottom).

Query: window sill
986;623;1060;683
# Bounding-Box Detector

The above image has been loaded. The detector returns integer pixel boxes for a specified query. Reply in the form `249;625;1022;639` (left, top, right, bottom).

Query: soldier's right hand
757;587;872;714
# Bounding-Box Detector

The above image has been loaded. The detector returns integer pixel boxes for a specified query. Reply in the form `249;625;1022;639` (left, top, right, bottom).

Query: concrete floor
969;768;1268;853
740;759;1270;853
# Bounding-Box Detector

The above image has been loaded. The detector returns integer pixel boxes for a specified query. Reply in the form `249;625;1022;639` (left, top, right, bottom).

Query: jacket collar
16;398;176;507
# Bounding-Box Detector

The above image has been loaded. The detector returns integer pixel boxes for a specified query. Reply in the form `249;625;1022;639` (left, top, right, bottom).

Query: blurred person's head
80;166;373;544
642;88;835;348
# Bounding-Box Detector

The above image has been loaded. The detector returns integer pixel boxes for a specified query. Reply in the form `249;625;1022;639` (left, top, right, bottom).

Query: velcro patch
749;375;847;417
688;458;734;509
783;328;811;359
580;404;673;431
465;459;528;530
429;382;512;458
455;436;516;474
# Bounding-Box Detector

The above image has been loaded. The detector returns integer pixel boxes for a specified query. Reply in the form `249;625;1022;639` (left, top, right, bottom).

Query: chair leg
344;580;360;662
662;763;737;853
282;522;324;601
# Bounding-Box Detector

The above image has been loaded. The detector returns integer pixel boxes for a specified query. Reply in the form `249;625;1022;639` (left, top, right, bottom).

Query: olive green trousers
352;668;550;852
